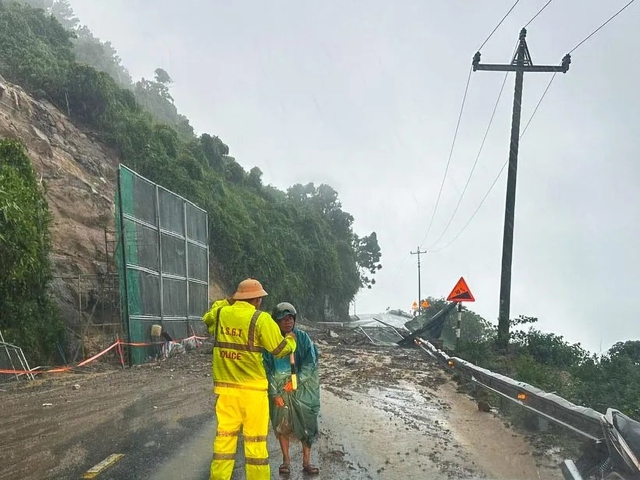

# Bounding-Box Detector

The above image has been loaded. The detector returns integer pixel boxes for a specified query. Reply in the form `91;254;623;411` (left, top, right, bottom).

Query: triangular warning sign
447;277;475;302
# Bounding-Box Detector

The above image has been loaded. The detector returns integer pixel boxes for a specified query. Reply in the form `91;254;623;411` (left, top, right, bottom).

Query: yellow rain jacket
203;299;296;396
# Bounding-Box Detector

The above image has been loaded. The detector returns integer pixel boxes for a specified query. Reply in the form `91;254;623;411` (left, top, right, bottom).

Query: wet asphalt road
85;415;350;480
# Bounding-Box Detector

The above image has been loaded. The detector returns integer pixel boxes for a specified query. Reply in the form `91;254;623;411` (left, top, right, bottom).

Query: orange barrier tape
77;342;119;367
0;334;210;376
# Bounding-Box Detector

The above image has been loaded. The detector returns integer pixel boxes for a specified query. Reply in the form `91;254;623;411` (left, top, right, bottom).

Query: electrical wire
418;2;523;250
524;0;555;28
569;0;636;53
430;73;557;253
427;71;510;249
382;252;412;285
418;66;472;248
477;0;523;51
426;40;518;250
426;1;635;254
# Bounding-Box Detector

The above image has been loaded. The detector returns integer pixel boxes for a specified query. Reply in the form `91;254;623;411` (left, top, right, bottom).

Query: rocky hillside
0;76;222;352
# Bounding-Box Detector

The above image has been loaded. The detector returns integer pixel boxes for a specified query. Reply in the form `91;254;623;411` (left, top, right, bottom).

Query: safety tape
0;334;210;376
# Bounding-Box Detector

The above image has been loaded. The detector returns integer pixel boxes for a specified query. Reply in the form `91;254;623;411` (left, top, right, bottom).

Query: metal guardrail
415;337;603;441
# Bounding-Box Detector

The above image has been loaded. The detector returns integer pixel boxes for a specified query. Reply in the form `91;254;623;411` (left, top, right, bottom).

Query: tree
200;133;228;170
50;0;77;29
287;182;316;203
608;341;640;365
247;167;263;190
154;68;172;85
134;69;194;138
17;0;53;10
0;140;64;363
354;232;382;289
73;26;133;86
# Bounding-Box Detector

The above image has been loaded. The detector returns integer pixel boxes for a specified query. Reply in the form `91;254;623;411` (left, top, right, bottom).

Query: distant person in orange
203;278;297;480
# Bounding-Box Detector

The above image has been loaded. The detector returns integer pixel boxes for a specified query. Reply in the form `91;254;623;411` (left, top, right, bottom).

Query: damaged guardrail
414;337;602;441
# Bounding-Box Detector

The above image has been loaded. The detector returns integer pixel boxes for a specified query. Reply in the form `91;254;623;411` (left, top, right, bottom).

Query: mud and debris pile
1;320;565;479
299;320;564;479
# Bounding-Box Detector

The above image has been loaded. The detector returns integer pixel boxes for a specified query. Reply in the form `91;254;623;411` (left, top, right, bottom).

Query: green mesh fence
115;165;209;365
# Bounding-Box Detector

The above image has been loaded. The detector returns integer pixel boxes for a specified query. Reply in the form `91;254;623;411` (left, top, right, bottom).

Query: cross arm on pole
471;28;571;74
472;63;570;73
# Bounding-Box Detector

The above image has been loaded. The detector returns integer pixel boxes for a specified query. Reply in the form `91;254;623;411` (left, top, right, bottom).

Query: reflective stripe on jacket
203;299;296;395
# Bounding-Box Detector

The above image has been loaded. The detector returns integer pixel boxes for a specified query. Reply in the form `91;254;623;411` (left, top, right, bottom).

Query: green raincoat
263;327;320;446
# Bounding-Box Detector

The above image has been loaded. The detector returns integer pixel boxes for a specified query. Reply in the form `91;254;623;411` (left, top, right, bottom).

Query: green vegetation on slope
410;300;640;419
449;310;640;420
0;139;64;363
0;1;381;328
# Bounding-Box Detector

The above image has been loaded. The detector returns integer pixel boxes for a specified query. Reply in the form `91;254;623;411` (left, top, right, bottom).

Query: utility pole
410;247;427;315
472;28;571;349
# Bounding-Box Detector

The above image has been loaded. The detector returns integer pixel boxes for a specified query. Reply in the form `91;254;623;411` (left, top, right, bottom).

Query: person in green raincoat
263;302;320;476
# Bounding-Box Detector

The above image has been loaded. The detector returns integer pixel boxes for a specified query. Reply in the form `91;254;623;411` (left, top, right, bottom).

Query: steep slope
0;76;116;320
0;76;223;349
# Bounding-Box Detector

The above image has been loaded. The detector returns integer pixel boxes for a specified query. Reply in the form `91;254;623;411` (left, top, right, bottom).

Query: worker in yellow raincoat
203;278;297;480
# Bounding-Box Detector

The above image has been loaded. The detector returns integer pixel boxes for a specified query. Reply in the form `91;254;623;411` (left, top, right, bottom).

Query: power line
430;73;557;253
520;73;557;136
426;40;518;249
524;0;555;28
418;66;472;248
477;0;523;51
383;252;412;284
569;0;636;54
419;3;523;249
427;71;510;249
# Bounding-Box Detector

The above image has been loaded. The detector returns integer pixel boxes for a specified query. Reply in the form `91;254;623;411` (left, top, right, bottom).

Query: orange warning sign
421;299;430;309
447;277;475;302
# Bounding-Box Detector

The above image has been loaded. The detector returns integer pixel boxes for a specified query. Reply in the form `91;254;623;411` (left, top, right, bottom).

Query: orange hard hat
233;278;268;300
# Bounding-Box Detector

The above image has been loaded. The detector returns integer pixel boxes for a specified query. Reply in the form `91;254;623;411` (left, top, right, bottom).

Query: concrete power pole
472;28;571;349
410;247;427;315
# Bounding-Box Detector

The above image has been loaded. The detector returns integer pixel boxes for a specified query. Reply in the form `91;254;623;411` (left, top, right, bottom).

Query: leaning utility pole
472;28;571;349
410;247;427;315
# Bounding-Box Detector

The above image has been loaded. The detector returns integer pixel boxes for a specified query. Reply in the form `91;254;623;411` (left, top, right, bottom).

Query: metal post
116;167;132;367
472;29;571;349
410;247;427;315
0;331;18;381
456;302;462;351
155;186;164;334
78;274;83;359
184;200;190;334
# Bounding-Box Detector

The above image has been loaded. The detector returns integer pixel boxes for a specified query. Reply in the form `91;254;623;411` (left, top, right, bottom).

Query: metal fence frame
0;331;34;381
116;165;209;365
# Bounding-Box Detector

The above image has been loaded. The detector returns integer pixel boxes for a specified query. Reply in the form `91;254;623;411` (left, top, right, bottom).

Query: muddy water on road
149;383;482;480
319;387;479;479
147;343;562;480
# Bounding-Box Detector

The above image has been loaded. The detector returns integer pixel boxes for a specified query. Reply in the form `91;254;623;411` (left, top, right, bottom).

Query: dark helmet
272;302;297;321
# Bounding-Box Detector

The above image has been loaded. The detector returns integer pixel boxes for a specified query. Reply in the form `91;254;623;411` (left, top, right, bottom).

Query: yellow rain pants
211;392;270;480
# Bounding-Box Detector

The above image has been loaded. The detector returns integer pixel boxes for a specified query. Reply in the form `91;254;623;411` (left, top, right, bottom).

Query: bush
0;139;64;363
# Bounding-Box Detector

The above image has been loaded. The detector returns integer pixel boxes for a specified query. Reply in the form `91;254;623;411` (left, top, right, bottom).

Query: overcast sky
69;0;639;354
